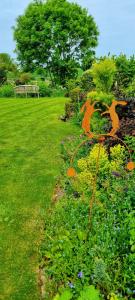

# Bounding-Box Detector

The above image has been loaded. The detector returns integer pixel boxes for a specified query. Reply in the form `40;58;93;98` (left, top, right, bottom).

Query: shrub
91;58;116;93
65;102;75;118
114;54;135;89
125;78;135;97
78;285;101;300
77;143;126;192
66;79;80;93
53;290;72;300
19;72;32;84
64;87;86;118
42;166;134;299
87;90;114;105
51;86;66;97
80;69;95;92
38;81;52;97
0;67;7;85
53;286;101;300
0;84;14;97
69;87;82;102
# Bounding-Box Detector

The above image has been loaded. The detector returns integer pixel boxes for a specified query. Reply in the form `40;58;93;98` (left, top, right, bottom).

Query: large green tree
14;0;99;85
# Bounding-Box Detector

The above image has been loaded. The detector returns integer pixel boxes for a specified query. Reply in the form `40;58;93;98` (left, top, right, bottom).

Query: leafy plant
91;58;116;92
0;84;14;97
93;258;111;292
78;285;101;300
80;69;95;92
38;81;52;97
53;290;72;300
0;67;7;85
86;90;114;105
77;143;126;192
69;87;82;103
125;78;135;97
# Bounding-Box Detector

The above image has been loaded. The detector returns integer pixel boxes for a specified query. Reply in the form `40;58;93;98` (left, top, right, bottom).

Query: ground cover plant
41;135;135;300
0;97;78;300
41;60;135;298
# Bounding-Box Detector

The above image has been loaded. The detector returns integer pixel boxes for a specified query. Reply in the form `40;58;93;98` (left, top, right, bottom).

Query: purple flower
112;171;121;177
78;271;83;278
68;282;74;288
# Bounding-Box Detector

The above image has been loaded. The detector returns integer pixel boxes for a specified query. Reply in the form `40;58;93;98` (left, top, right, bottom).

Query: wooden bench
15;85;39;98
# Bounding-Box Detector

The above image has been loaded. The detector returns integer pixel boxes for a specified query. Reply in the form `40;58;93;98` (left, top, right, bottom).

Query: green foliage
51;86;66;97
0;53;17;72
14;0;98;85
125;78;135;97
127;211;135;252
0;53;18;87
64;87;85;119
69;87;82;103
17;72;32;85
53;290;72;300
114;54;135;89
91;58;116;92
65;102;75;118
66;79;80;93
124;136;135;160
0;84;14;97
80;69;95;92
87;90;114;105
41;137;134;299
93;258;111;292
78;285;101;300
0;67;7;85
42;163;134;299
38;81;52;97
53;286;101;300
77;143;126;192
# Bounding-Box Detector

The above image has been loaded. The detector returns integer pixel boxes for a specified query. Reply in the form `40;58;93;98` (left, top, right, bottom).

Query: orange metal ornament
80;99;100;138
101;100;127;136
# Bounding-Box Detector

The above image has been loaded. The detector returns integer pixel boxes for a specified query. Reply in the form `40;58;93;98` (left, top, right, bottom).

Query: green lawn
0;97;77;300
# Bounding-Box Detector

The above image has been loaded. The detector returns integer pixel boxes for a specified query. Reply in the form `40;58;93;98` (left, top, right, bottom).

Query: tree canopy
0;53;17;72
0;53;17;85
14;0;99;85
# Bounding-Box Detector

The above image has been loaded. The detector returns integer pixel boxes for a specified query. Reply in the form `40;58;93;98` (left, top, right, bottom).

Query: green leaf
77;230;87;241
78;285;100;300
53;290;73;300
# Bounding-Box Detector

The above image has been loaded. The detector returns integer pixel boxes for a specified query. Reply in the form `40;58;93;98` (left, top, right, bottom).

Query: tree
0;67;7;85
91;58;116;93
18;72;32;85
114;54;135;88
0;53;17;72
14;0;99;85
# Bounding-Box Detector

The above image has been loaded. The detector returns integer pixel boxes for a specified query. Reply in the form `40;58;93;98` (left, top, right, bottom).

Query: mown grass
0;97;78;300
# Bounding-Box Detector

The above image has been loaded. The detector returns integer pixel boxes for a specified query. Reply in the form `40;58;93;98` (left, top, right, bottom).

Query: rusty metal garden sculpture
67;97;135;227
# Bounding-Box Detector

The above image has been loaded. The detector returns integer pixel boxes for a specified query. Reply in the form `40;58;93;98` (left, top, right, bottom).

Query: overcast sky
0;0;135;59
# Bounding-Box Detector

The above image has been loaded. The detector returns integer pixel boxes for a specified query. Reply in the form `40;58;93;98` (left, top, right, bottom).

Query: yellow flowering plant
76;143;127;193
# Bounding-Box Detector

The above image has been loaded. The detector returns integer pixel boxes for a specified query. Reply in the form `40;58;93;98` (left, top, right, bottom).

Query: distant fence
15;85;39;98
